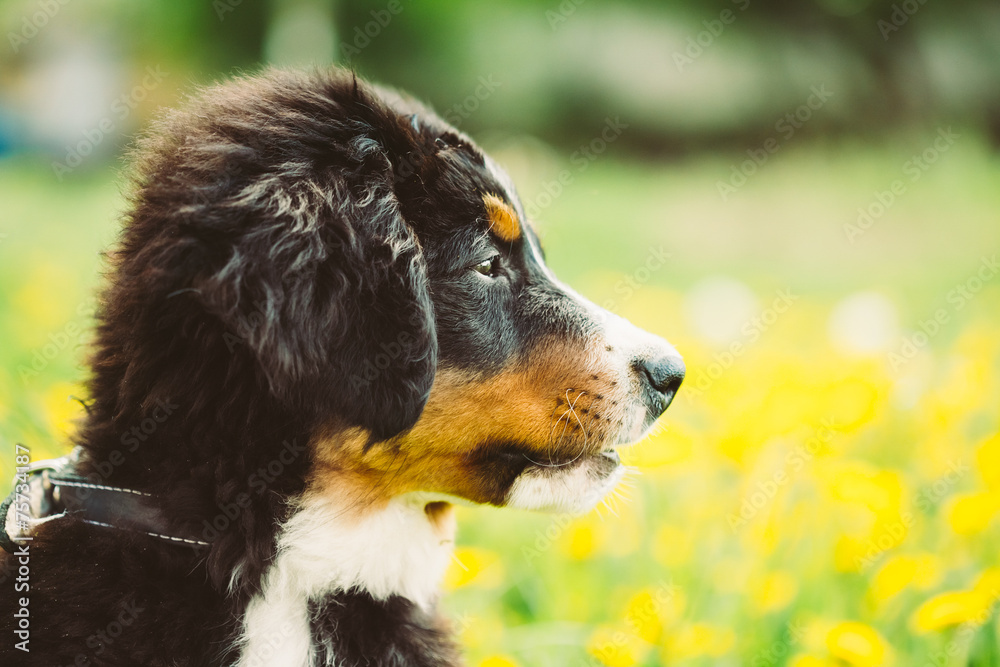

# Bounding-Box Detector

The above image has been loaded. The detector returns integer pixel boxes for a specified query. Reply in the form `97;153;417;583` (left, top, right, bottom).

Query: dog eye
472;255;500;277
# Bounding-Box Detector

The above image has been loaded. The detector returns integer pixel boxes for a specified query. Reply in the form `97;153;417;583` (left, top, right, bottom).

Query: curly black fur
1;68;465;667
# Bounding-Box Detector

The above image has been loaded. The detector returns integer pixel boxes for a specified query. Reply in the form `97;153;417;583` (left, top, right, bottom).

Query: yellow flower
830;465;902;516
834;536;869;573
479;656;519;667
790;656;837;667
586;625;649;667
621;588;673;643
947;492;1000;535
977;432;1000;490
43;382;86;440
911;591;992;633
870;554;940;603
973;568;1000;601
825;376;880;432
564;521;598;560
444;547;503;590
826;621;890;666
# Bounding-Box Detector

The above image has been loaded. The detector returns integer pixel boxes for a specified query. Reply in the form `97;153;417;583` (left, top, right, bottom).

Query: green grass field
1;129;999;666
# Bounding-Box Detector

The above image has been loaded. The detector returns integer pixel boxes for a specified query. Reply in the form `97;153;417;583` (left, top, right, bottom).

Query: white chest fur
235;493;455;667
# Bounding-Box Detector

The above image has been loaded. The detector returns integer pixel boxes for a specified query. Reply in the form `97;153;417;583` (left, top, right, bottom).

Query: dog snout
633;352;685;416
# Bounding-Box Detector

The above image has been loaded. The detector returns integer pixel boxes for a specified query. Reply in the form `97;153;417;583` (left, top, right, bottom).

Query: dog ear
196;168;437;443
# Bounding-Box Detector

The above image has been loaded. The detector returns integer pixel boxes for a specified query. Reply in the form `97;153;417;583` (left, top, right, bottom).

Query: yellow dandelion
479;656;519;667
977;432;1000;490
947;492;1000;535
586;625;649;667
830;466;902;515
564;521;598;560
870;554;940;603
444;547;503;590
826;621;890;667
825;376;880;432
789;655;837;667
911;591;991;633
621;589;668;643
834;536;869;573
973;568;1000;601
43;382;87;441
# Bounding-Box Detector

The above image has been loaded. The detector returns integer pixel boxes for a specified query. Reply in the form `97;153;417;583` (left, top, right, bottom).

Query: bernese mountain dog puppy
0;68;683;666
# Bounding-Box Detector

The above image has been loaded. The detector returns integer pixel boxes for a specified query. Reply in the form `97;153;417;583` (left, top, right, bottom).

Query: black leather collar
1;449;209;553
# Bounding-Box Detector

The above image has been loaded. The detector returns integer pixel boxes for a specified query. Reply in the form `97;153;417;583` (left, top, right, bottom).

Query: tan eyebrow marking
483;193;521;242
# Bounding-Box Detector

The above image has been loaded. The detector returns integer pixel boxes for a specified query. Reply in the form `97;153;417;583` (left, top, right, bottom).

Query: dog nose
633;354;685;415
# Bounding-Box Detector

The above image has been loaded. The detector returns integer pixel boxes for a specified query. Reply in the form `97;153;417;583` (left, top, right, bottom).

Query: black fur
309;592;460;666
1;68;462;667
0;67;681;666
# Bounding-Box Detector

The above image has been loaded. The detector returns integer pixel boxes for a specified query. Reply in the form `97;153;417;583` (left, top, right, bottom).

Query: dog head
126;69;683;515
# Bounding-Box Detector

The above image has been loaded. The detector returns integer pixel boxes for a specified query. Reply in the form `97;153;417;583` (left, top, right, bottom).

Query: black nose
634;354;685;415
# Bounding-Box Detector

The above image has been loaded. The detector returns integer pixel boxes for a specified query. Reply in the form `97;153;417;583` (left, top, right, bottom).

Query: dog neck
235;491;458;666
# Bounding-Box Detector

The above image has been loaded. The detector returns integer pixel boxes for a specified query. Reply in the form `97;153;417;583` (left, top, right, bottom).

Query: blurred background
2;1;1000;665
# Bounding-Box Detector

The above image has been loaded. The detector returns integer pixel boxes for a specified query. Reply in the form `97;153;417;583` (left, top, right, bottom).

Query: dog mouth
497;443;627;513
506;444;623;478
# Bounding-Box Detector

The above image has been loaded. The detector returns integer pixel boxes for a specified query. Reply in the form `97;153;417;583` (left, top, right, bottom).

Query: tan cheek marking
483;193;521;242
309;340;626;503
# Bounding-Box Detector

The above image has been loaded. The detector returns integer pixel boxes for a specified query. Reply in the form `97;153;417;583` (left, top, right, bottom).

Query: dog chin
503;450;625;514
